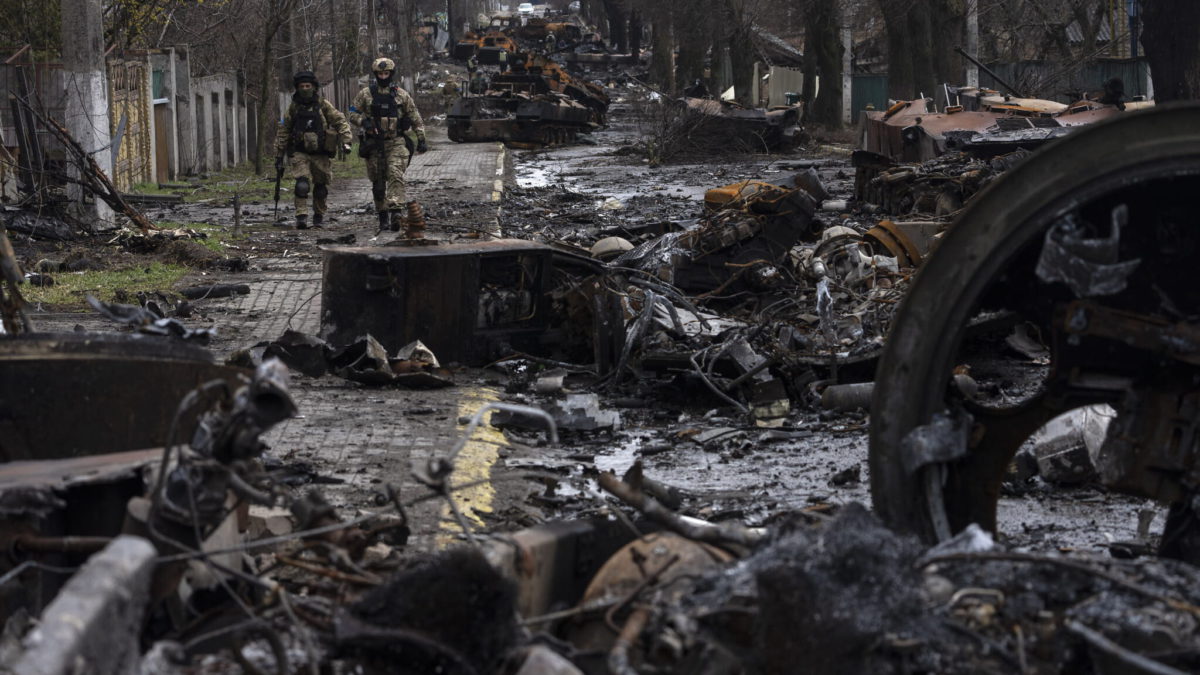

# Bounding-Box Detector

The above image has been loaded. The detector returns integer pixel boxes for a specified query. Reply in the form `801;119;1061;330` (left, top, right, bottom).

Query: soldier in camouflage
274;71;353;229
348;57;428;231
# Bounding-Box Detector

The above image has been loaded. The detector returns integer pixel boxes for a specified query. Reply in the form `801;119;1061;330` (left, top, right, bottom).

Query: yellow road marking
437;386;506;548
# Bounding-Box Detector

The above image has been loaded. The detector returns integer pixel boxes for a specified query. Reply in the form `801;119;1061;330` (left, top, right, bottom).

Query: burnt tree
1141;0;1200;101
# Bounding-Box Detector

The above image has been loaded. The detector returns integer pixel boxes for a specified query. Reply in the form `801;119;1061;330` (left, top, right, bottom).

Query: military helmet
293;70;318;87
372;57;396;73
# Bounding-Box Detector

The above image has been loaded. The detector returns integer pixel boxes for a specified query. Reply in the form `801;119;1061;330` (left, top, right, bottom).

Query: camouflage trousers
365;137;412;212
289;152;333;217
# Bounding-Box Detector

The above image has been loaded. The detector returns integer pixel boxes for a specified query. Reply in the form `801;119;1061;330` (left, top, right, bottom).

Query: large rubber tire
869;103;1200;543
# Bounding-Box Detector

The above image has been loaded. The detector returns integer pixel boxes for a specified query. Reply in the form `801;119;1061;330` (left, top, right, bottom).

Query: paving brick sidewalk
28;129;514;544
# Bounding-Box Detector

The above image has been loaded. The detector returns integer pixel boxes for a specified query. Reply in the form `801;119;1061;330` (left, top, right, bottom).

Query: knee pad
372;181;386;202
294;177;310;198
314;183;328;201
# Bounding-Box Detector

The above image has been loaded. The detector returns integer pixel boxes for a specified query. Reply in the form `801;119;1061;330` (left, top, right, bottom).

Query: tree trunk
649;12;675;93
929;0;966;90
603;0;627;53
806;0;843;127
878;0;911;100
629;9;641;59
675;3;708;90
1142;1;1200;102
879;0;936;102
254;1;296;175
254;33;273;174
725;1;753;104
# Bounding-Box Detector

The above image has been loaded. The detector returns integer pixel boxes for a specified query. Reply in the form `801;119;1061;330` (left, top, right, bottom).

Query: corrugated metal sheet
767;67;804;108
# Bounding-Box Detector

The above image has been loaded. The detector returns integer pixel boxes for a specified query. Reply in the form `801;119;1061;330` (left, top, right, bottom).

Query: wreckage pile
854;148;1030;217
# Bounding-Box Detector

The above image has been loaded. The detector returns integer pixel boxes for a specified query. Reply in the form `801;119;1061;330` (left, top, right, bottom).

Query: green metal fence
851;74;889;115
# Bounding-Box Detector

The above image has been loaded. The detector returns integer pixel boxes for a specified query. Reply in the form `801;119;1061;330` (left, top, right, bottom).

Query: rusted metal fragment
562;532;734;654
864;220;943;267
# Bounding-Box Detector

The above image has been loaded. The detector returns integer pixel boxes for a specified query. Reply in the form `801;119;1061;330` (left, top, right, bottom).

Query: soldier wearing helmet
273;70;353;229
348;57;429;232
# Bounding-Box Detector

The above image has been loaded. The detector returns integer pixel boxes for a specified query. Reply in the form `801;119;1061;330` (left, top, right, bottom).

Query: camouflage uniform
348;79;427;217
274;93;352;221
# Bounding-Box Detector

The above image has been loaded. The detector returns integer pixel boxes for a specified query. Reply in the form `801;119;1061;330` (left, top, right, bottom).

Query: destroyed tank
854;86;1154;207
448;54;608;148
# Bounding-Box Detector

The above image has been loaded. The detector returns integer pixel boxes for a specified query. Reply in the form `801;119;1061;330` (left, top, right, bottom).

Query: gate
107;59;152;191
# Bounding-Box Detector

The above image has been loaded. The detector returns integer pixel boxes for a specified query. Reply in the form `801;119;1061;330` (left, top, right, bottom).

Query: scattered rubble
2;18;1198;673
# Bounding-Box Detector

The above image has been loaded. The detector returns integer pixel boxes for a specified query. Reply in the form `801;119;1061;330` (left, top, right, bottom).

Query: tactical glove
274;155;284;172
342;143;353;154
362;118;377;135
417;138;428;154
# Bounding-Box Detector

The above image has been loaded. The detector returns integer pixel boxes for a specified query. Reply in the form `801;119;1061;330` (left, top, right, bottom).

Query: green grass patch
23;262;189;309
331;145;368;180
129;147;369;208
185;163;276;204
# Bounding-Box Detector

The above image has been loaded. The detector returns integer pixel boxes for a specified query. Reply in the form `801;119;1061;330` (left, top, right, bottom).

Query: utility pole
965;0;979;88
60;0;114;227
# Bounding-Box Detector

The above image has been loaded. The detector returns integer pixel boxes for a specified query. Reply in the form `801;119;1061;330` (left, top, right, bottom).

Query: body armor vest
369;83;412;138
290;100;330;155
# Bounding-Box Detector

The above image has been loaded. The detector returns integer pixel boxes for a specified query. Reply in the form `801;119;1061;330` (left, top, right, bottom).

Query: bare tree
253;0;301;174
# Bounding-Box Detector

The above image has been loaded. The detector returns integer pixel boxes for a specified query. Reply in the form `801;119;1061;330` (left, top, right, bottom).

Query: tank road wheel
870;104;1200;553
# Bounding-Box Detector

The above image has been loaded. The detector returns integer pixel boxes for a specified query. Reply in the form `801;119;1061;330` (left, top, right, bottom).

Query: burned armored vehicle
447;54;608;147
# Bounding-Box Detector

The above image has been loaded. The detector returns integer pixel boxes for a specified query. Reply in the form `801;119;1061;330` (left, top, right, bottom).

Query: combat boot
312;213;324;228
296;214;308;230
377;210;389;230
389;210;404;232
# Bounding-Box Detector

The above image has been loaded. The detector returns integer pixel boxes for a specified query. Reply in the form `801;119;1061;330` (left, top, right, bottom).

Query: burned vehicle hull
447;93;595;146
448;62;608;147
0;333;245;460
683;98;803;152
320;240;613;367
855;90;1152;211
869;104;1200;560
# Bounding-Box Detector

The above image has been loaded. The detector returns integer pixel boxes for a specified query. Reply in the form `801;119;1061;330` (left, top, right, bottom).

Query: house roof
752;27;804;68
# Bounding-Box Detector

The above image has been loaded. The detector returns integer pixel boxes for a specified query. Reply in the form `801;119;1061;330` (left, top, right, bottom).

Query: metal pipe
12;534;112;555
954;46;1024;98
